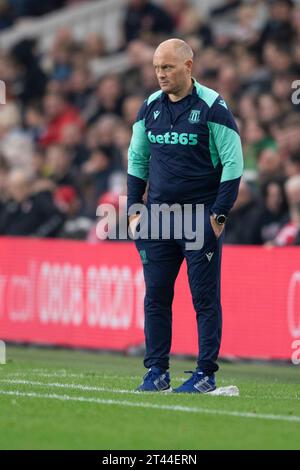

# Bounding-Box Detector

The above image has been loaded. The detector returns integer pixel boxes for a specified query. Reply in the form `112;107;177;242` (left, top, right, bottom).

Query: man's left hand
210;215;225;239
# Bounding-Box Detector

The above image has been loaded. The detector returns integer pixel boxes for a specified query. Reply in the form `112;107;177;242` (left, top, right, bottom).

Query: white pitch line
2;379;300;401
2;372;188;382
13;368;143;380
0;389;300;423
0;379;238;396
0;379;140;395
3;372;86;379
3;372;142;380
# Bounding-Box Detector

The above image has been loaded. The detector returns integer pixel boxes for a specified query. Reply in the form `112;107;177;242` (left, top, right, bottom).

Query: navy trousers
135;204;223;376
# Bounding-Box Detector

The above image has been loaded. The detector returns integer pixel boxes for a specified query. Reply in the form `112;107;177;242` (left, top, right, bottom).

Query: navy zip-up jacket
127;79;243;216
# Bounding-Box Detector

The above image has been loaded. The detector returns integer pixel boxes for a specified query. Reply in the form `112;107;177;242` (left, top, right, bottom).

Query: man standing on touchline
127;38;243;393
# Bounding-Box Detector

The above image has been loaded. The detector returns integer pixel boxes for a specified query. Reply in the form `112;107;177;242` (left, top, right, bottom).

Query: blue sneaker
135;367;172;392
173;370;216;393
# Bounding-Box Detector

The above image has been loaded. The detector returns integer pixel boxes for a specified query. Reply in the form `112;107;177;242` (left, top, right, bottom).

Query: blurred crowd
0;0;300;245
0;0;72;29
0;1;96;30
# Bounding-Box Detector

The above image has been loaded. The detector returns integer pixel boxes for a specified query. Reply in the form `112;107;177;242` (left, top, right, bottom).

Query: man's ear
185;59;193;73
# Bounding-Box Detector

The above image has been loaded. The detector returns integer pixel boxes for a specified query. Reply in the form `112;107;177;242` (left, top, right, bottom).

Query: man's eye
154;66;173;72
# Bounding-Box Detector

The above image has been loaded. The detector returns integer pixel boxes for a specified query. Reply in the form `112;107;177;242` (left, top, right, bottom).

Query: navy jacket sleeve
127;101;150;214
207;97;244;216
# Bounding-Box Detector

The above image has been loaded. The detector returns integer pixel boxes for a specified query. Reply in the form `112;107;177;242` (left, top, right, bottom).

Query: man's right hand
128;214;141;238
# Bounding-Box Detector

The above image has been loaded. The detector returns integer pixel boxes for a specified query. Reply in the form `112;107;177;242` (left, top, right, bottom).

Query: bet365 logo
148;131;198;145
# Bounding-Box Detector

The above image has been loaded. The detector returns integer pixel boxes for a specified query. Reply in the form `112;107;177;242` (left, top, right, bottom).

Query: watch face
216;214;226;225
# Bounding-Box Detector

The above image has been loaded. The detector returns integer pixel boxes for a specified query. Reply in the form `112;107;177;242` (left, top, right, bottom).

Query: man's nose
157;70;166;79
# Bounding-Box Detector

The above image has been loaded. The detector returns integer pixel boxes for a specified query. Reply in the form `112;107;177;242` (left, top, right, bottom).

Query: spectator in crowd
40;91;83;146
9;0;66;18
175;6;213;46
67;67;93;112
224;178;258;244
54;184;93;239
123;0;174;44
257;93;283;125
292;4;300;39
123;39;155;95
60;122;89;168
91;114;123;170
87;190;125;244
84;75;124;125
10;39;47;106
0;1;14;30
250;179;288;244
0;169;65;236
122;95;144;127
236;51;270;95
286;152;300;179
1;0;66;31
45;144;78;188
273;175;300;246
257;147;284;186
140;62;158;95
263;41;293;75
259;0;295;48
242;119;276;176
0;102;33;171
210;0;242;18
278;114;300;157
84;32;106;61
0;155;9;211
24;104;46;143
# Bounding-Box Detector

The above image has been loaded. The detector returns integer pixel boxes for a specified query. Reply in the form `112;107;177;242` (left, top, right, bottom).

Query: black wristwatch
212;213;227;225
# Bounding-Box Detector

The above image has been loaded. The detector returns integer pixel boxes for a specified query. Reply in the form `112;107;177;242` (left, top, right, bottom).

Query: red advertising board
0;237;299;360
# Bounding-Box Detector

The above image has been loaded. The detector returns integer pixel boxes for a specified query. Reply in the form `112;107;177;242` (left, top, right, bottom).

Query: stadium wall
0;237;299;361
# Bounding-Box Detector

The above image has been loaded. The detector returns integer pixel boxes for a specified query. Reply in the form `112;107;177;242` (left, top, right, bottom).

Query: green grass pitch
0;346;299;450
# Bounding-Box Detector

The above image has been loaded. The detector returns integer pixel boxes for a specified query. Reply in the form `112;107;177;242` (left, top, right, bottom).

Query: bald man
127;39;243;393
